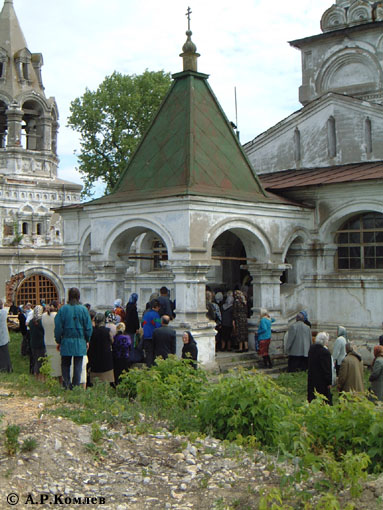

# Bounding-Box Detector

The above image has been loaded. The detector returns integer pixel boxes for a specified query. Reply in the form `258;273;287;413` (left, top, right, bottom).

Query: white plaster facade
60;195;313;368
243;0;383;357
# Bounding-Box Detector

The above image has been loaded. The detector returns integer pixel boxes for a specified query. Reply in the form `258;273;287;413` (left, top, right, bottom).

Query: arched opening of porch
103;224;173;311
210;230;250;292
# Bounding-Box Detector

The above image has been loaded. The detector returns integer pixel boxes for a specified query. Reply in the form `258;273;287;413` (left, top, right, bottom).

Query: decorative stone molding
316;49;380;97
347;0;373;27
321;5;347;32
321;0;377;32
375;3;383;21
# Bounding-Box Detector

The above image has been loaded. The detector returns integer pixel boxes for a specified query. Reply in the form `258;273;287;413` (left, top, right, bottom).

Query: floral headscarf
234;290;247;306
33;305;43;321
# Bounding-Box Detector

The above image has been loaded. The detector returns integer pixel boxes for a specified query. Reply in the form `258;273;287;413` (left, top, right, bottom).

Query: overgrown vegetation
1;332;382;508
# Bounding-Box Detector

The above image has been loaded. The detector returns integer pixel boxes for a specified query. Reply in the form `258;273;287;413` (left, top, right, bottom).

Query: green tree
68;70;172;197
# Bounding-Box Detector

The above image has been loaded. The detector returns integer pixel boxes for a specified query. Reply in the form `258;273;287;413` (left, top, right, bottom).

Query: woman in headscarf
112;322;132;384
232;290;248;352
369;345;383;401
29;305;46;380
307;331;333;405
42;302;61;382
0;299;12;373
221;292;234;351
182;331;198;369
125;293;140;338
257;308;275;368
88;313;114;385
114;299;125;322
332;326;347;375
105;311;117;340
300;310;312;328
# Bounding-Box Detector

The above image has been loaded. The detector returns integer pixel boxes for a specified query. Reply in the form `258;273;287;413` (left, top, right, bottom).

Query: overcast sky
14;0;331;193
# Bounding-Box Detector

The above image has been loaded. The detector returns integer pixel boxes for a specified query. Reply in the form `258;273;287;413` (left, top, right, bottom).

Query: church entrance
211;230;250;292
15;274;59;307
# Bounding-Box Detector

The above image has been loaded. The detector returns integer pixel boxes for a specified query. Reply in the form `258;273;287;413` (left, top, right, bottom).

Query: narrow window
365;118;372;154
36;223;42;235
327;116;337;158
22;62;29;80
22;222;28;235
294;127;301;162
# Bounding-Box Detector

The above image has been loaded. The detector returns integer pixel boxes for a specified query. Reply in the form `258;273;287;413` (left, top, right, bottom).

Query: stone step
216;351;288;374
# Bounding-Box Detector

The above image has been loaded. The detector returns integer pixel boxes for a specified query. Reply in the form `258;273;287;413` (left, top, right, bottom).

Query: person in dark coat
182;331;198;369
87;313;114;384
158;287;174;319
307;331;333;405
112;322;132;384
124;293;140;337
29;305;46;380
221;293;234;351
152;315;176;362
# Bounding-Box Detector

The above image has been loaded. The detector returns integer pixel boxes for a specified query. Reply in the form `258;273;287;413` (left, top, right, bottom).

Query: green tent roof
93;69;270;205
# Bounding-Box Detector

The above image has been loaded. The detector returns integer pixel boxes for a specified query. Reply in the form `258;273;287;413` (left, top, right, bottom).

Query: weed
85;442;106;461
4;424;20;455
21;437;38;452
90;423;104;444
199;475;210;488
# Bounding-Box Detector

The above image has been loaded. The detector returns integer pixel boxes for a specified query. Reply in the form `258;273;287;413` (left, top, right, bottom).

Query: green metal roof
92;69;270;205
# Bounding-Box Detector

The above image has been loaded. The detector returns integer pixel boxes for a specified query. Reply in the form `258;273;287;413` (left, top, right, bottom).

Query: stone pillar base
172;318;218;371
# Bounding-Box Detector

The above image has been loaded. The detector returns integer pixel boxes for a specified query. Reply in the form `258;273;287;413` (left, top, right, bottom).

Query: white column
6;103;23;148
246;263;289;351
169;262;217;370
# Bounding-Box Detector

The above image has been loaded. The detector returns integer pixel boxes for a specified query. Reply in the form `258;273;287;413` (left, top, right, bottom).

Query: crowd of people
284;311;383;404
1;286;197;390
206;287;251;354
2;287;383;404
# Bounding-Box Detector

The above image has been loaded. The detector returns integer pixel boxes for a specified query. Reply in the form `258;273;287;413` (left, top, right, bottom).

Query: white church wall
245;95;383;174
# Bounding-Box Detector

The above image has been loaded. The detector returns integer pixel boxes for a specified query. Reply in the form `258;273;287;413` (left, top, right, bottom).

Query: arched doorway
15;274;59;307
211;230;250;291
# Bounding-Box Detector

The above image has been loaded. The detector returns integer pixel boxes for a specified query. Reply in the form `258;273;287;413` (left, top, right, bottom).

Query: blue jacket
142;309;161;339
54;304;93;356
257;316;275;341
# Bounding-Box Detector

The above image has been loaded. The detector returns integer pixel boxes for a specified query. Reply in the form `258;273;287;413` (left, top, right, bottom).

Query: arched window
22;222;29;235
36;223;42;235
336;212;383;270
16;274;59;307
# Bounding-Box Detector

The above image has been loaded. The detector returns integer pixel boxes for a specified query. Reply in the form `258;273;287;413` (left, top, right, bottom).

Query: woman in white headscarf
332;326;347;375
0;300;12;373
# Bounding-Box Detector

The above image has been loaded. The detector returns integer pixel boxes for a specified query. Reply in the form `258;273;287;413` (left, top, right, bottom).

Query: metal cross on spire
186;7;192;31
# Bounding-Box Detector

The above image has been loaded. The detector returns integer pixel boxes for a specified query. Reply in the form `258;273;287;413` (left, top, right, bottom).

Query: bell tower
0;0;58;176
0;0;82;308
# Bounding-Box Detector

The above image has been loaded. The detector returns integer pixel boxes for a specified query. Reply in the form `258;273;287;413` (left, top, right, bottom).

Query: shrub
197;369;291;444
117;356;207;410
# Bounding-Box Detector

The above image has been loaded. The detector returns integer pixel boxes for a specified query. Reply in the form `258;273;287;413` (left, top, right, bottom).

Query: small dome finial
180;7;200;72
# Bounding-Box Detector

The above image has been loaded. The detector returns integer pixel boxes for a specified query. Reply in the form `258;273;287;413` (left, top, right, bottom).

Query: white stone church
58;0;383;365
1;0;382;366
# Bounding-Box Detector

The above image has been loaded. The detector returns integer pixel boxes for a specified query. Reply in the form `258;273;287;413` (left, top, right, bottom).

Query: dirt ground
0;386;382;510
